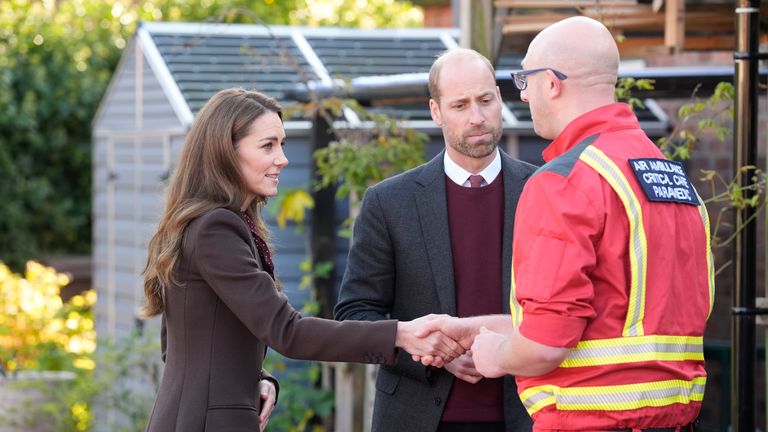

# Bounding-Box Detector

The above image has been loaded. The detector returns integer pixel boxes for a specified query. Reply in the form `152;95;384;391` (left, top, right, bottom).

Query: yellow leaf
276;190;314;229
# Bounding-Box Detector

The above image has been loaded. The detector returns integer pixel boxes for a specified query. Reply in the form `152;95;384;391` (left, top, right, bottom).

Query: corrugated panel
306;36;446;78
364;102;432;122
304;35;445;121
150;33;318;113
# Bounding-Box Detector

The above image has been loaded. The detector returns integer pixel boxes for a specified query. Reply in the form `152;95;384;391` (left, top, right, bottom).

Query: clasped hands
396;314;508;379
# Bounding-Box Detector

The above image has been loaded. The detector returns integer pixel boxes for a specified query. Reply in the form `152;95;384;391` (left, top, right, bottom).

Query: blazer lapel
414;152;456;315
500;150;530;313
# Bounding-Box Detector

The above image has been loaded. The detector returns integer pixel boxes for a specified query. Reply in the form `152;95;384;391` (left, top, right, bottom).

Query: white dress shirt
443;148;501;187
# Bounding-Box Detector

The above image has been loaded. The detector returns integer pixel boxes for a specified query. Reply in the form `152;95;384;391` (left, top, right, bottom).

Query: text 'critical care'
629;158;700;206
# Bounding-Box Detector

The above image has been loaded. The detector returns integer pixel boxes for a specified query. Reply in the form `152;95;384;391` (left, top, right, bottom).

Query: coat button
433;396;441;406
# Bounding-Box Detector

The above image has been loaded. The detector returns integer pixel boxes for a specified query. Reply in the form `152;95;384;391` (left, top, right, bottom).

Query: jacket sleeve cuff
519;313;586;348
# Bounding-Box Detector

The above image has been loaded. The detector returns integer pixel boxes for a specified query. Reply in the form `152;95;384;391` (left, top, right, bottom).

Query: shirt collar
542;103;641;162
443;148;501;187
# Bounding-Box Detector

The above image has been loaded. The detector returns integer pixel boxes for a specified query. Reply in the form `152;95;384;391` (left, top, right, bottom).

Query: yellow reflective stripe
520;376;706;415
510;263;523;327
560;335;703;367
693;188;715;318
519;385;558;415
580;147;648;337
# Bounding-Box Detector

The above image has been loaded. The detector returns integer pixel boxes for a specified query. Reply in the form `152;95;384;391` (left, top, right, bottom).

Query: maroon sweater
442;173;505;423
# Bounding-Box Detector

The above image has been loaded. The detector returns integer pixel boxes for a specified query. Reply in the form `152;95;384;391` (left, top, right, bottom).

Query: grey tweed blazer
335;149;537;432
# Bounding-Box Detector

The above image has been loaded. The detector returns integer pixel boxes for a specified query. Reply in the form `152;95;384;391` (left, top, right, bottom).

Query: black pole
731;1;760;431
310;112;337;320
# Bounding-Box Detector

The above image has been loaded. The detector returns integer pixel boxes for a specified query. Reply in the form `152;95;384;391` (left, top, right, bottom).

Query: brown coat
146;208;398;432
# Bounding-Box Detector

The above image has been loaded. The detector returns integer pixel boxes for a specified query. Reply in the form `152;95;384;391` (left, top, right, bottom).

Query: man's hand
396;315;465;365
412;315;475;350
470;327;509;378
259;379;277;432
445;352;483;384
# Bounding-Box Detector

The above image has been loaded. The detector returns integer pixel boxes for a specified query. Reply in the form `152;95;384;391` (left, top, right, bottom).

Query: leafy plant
618;77;762;263
615;76;656;110
10;332;160;432
313;99;428;203
656;82;735;161
636;80;765;273
309;98;428;236
0;261;96;375
262;354;334;432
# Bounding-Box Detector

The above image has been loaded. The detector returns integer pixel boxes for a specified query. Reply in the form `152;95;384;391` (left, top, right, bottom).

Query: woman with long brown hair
142;88;462;432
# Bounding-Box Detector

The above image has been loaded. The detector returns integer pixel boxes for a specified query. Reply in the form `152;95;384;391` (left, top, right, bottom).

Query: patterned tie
469;175;484;188
238;211;275;280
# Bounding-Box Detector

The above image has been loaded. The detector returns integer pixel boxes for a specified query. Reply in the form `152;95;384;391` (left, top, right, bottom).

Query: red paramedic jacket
511;103;714;430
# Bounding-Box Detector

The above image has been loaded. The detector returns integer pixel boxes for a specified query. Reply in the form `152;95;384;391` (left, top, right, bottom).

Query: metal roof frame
137;21;464;130
112;21;732;135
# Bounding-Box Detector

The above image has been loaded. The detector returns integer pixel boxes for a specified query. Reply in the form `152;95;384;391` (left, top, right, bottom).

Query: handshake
395;314;511;380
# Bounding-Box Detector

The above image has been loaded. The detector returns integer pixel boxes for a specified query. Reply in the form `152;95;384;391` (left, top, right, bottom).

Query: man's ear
547;70;562;99
429;98;442;126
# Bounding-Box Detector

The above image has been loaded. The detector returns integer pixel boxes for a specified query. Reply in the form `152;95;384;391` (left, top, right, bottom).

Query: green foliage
290;0;423;28
262;354;334;432
313;99;428;210
656;82;734;161
620;77;761;268
0;0;123;269
650;81;766;256
0;261;157;431
268;187;315;231
13;332;160;432
0;262;96;374
615;77;655;110
698;164;766;252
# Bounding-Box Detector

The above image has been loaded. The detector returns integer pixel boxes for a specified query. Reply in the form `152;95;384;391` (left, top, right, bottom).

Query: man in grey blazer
334;48;536;432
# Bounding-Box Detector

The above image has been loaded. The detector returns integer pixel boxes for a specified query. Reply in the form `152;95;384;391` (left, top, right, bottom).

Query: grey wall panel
92;244;108;273
95;47;183;132
96;59;137;130
93;166;110;192
93;220;151;246
273;253;307;281
282;137;312;167
92;194;165;222
268;226;307;254
93;137;108;165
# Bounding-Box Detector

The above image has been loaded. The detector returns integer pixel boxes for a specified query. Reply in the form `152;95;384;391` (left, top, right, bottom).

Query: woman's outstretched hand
396;314;465;367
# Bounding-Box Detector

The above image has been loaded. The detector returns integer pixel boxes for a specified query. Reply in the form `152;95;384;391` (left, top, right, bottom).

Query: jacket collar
542;103;640;162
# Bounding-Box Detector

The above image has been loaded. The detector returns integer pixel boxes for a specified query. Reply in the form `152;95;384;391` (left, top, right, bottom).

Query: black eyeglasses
512;68;568;91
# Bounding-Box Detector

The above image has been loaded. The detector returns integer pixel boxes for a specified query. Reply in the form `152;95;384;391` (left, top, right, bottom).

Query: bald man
335;48;536;432
451;16;713;430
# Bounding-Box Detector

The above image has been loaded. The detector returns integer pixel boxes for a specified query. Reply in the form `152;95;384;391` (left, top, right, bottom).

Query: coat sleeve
514;173;600;348
334;187;395;322
334;187;437;383
192;209;398;365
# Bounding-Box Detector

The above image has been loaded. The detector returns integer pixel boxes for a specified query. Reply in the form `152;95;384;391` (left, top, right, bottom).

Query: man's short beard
449;128;502;158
